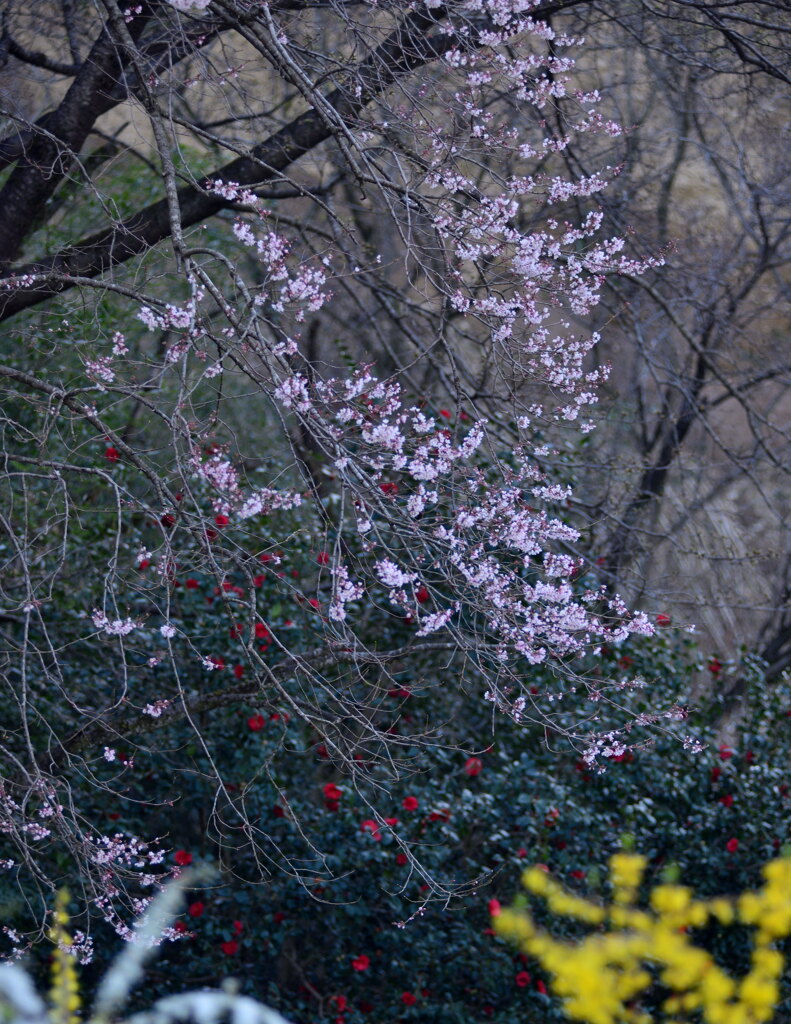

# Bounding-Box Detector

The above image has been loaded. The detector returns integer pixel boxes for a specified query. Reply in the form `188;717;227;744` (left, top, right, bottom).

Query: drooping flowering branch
0;0;669;950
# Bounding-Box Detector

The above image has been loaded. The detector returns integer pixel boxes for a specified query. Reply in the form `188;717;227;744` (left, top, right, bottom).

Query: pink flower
174;849;192;866
351;954;370;971
465;757;483;776
402;796;419;811
726;837;739;853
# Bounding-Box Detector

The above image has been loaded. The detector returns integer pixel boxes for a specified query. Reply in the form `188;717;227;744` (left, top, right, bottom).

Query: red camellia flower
173;921;188;934
720;794;734;808
233;920;243;935
104;446;120;462
708;657;723;676
351;955;370;972
324;783;342;801
515;971;531;987
415;586;429;604
379;481;398;495
232;665;244;679
161;513;176;528
188;901;204;918
272;805;285;818
711;766;722;781
221;940;239;956
331;996;347;1012
488;899;501;917
438;409;451;419
536;980;547;994
360;820;381;841
215;514;229;528
396;852;408;865
247;714;265;732
719;744;733;761
185;578;199;589
402;796;419;811
401;992;417;1006
317;551;330;565
465;757;483;777
656;613;671;626
569;869;586;880
726;837;739;853
174;849;192;866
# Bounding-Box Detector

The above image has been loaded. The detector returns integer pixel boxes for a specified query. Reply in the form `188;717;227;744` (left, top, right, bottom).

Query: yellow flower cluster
494;854;791;1024
48;890;81;1024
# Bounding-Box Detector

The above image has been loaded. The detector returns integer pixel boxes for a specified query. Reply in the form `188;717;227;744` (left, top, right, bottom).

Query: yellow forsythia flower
494;852;791;1024
48;890;81;1024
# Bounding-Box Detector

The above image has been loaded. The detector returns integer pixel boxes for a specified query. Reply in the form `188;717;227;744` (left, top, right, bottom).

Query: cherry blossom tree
4;0;772;952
